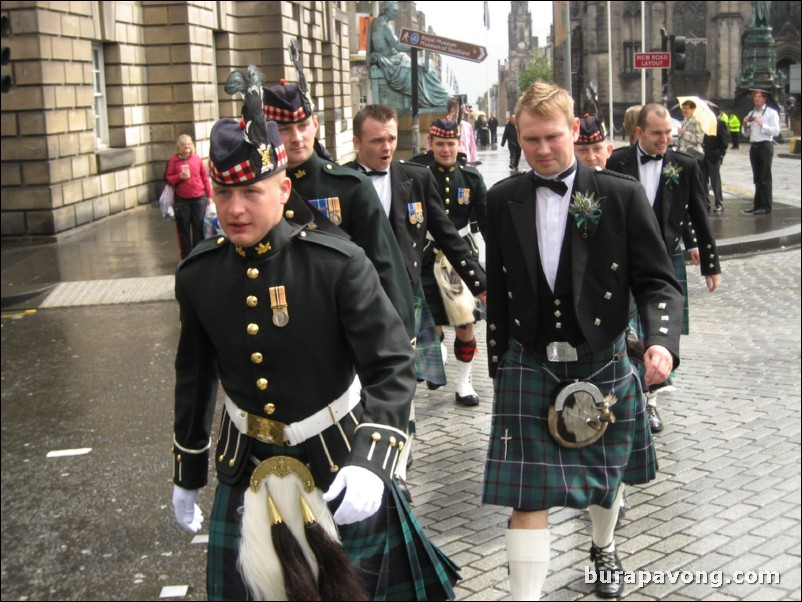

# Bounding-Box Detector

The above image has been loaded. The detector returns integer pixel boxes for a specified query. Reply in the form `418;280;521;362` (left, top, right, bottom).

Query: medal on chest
308;197;342;225
408;202;424;226
269;285;289;327
457;188;471;205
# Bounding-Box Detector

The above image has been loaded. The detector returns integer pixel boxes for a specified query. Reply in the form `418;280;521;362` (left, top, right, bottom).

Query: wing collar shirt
359;160;392;217
535;160;578;292
636;144;662;206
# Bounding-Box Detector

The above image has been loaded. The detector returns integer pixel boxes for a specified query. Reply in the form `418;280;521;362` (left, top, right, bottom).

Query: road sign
399;28;487;63
634;52;671;69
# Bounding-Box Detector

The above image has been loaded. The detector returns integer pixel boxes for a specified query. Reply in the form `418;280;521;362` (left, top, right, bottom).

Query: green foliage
518;55;554;90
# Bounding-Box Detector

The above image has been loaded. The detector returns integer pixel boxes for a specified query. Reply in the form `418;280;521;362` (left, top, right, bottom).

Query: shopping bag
159;185;174;219
204;202;223;238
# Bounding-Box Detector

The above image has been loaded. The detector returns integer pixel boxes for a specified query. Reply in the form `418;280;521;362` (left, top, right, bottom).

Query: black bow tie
640;153;663;164
531;176;568;196
360;166;388;177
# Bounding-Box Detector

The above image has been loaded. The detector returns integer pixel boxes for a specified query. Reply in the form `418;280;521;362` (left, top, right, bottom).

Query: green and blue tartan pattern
483;335;657;512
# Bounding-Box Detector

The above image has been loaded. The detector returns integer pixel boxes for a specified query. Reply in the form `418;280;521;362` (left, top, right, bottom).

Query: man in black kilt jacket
482;81;684;599
170;68;458;601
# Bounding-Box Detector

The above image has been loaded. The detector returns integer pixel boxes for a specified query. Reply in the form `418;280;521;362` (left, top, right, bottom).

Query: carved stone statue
750;1;771;28
368;0;450;108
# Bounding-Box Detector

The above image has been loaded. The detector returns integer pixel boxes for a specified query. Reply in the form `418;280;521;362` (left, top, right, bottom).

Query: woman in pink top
165;134;213;259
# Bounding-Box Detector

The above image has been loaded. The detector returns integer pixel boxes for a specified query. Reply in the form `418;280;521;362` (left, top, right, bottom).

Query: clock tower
507;1;535;112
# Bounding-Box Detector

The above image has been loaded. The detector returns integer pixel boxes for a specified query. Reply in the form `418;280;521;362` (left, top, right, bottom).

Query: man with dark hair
607;103;721;432
501;114;522;170
484;81;684;600
170;69;458;600
742;88;780;215
262;80;415;339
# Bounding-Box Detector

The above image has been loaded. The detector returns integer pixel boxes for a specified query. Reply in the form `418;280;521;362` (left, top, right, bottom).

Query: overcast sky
412;1;553;104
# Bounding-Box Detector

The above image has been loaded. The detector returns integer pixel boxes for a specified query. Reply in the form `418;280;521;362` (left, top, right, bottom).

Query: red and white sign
634;52;671;69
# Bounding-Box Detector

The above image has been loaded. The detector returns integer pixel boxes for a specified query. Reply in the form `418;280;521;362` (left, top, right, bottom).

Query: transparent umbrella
676;96;718;135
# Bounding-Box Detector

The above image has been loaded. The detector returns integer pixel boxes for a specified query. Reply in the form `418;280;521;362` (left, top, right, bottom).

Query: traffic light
1;15;11;93
671;35;686;72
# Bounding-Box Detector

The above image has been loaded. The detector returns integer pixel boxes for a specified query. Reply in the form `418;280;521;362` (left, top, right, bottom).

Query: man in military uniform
170;77;458;600
262;80;415;340
410;118;488;406
573;114;614;170
483;81;684;600
607;103;721;432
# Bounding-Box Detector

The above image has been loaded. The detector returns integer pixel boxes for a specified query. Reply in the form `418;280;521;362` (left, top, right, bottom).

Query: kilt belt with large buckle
542;341;593;363
224;379;361;446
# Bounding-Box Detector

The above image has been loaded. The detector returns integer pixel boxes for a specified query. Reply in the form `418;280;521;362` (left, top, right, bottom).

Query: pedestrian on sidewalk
623;105;642;144
742;88;780;215
703;108;730;213
170;69;459;600
488;113;499;146
165;134;213;259
728;111;741;149
483;81;684;600
500;114;521;170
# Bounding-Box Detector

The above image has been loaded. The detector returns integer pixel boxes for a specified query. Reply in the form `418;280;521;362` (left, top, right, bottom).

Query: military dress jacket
287;152;415;338
409;151;487;236
485;163;685;378
172;220;416;490
607;145;721;276
344;159;486;294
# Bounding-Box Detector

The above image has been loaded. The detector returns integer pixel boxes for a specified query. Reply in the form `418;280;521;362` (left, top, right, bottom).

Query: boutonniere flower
662;162;683;189
568;191;603;239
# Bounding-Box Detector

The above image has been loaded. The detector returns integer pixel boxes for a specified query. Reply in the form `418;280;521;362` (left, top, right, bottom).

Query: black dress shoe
455;392;480;406
647;405;664;432
589;544;624;598
753;208;772;215
742;207;757;214
426;380;443;390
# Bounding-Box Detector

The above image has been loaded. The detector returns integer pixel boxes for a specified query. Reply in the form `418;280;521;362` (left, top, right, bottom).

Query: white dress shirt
743;105;781;142
636;144;662;206
359;160;392;217
535;162;578;292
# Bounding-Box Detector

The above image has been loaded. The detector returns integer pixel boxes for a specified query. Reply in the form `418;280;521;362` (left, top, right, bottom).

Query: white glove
322;465;384;525
172;485;204;534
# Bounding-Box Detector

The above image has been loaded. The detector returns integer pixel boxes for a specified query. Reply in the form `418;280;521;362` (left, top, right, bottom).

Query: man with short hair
262;80;415;337
607;103;721;432
410;118;488;407
742;88;780;215
484;81;684;600
501;113;522;170
170;71;458;599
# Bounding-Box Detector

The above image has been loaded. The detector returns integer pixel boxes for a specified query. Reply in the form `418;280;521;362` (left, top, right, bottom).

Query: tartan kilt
482;335;657;512
412;280;446;387
207;443;459;601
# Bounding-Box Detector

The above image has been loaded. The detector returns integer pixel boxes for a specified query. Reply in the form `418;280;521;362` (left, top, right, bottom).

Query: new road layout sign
635;52;671;69
399;28;487;63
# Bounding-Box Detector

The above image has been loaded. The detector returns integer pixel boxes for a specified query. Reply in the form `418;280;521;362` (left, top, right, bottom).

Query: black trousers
749;141;773;211
703;154;723;208
174;195;206;259
508;145;522;168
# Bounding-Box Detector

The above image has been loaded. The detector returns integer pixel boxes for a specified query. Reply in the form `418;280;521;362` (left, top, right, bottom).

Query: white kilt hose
483;335;657;511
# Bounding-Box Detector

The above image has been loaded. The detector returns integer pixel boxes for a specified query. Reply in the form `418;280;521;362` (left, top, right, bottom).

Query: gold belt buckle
246;414;287;445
